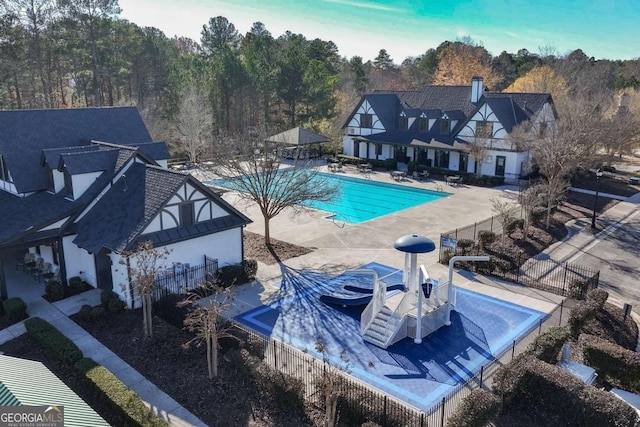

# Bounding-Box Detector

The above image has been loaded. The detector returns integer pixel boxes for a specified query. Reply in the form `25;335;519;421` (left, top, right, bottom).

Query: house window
440;119;450;135
476;121;492;139
63;170;73;199
418;117;428;131
360;113;372;128
434;150;450;168
399;116;408;130
375;144;382;156
180;202;195;226
0;155;11;182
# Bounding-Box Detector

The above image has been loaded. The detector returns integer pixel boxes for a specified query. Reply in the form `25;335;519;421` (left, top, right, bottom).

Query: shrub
506;218;524;235
456;239;475;254
568;301;599;338
580;333;640;390
78;304;93;321
587;288;608;309
100;290;120;307
68;276;82;288
75;358;169;426
477;230;496;247
493;352;637;426
25;317;82;366
383;158;397;170
153;294;186;328
529;326;570;363
243;259;258;281
108;298;126;313
3;297;27;322
602;165;616;173
447;389;500;427
0;297;4;316
569;278;591;300
69;279;91;294
91;306;106;319
530;207;546;224
45;281;65;301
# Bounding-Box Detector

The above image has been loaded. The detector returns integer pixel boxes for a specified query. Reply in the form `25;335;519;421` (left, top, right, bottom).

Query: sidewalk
537;191;640;264
0;290;206;427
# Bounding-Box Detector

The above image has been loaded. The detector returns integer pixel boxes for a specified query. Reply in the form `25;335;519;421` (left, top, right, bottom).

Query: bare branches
181;282;236;379
120;241;170;338
211;131;339;245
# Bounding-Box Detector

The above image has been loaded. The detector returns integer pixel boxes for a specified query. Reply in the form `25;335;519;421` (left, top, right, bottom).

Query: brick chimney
471;76;483;103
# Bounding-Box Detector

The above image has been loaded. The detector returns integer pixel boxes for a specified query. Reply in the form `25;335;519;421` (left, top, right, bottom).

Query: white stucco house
0;107;251;306
342;76;557;182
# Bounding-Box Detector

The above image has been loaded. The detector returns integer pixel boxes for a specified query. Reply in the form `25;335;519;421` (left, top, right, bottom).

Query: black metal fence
227;300;568;427
439;220;599;299
151;257;218;301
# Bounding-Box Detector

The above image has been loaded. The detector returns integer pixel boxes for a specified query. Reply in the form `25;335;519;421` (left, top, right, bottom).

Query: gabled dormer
57;149;118;200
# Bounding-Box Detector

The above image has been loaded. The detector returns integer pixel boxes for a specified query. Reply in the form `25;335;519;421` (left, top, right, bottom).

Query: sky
118;0;640;62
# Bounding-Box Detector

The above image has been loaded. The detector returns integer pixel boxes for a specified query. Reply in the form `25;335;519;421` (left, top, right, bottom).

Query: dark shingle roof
484;93;552;132
0;107;152;193
59;149;118;174
73;163;251;254
344;83;553;148
41;145;98;167
73;163;188;253
0;190;73;244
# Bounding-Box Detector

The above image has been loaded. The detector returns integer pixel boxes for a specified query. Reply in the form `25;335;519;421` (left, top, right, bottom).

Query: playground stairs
362;290;408;348
362;306;394;347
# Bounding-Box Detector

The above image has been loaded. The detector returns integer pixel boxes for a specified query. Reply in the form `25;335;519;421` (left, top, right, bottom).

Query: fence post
538;319;542;334
511;340;516;360
559;300;564;326
473;222;477;240
562;263;569;295
273;340;278;368
383;395;387;427
420;413;424;427
480;365;484;388
440;397;446;427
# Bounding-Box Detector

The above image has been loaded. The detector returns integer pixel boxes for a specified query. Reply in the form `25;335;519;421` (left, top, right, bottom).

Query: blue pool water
207;171;448;223
235;262;547;413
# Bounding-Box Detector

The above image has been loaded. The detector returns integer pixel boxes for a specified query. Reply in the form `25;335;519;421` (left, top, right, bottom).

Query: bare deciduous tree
120;241;170;339
512;96;604;228
490;197;516;235
211;131;339;246
315;337;350;427
181;282;236;379
467;140;487;177
171;86;212;162
518;184;545;239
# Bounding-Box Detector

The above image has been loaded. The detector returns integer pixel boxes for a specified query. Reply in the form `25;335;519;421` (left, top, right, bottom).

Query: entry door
94;252;113;291
495;155;506;176
353;140;360;157
459;153;468;172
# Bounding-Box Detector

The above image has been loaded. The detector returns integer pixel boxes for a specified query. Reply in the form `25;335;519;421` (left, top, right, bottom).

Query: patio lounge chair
34;262;52;282
16;253;35;271
27;257;43;277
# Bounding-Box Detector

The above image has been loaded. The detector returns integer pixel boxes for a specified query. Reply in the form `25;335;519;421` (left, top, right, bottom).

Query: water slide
320;282;405;306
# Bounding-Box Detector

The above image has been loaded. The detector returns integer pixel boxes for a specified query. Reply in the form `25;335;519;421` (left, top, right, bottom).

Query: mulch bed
243;231;313;265
70;309;318;427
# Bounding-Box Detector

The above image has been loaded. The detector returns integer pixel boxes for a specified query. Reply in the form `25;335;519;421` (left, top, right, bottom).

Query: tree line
1;2;639;160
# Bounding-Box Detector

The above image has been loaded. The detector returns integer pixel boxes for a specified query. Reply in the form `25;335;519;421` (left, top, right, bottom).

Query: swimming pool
234;262;547;413
208;171;449;223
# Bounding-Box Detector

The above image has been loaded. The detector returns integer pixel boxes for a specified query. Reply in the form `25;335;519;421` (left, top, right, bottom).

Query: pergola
266;127;330;159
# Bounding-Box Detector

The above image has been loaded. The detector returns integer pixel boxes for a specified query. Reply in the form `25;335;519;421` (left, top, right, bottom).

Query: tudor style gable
143;180;230;233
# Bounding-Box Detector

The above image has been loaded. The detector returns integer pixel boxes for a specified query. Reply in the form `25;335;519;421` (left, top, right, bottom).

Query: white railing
360;270;400;334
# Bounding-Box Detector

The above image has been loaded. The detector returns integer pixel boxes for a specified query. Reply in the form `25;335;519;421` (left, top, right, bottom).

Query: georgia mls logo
0;405;64;427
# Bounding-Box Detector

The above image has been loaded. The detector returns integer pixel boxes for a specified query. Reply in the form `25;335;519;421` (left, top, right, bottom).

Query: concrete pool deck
196;163;564;318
